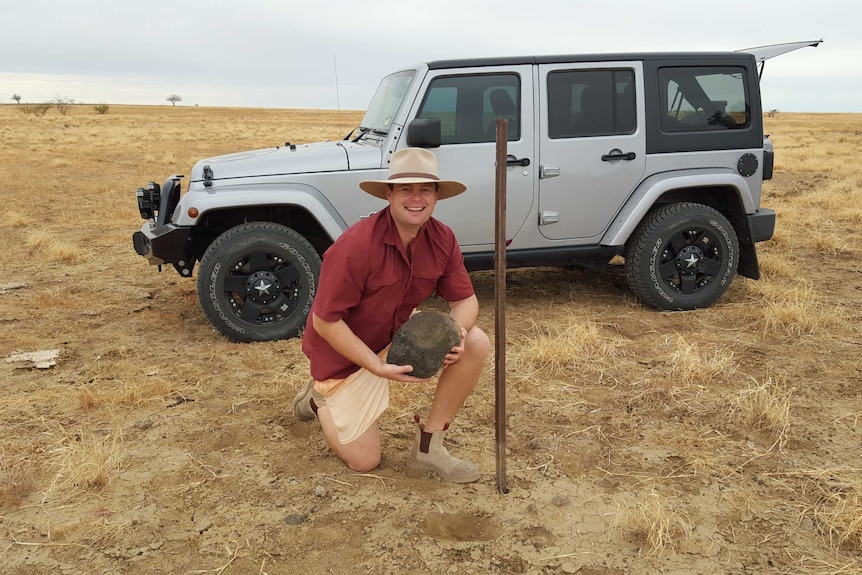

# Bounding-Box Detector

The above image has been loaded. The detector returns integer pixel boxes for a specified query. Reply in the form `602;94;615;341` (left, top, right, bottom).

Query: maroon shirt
302;207;474;381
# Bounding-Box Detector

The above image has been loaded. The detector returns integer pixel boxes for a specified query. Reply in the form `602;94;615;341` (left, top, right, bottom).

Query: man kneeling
295;148;490;483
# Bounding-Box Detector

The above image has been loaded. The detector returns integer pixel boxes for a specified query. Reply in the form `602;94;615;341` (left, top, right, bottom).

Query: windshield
359;70;416;133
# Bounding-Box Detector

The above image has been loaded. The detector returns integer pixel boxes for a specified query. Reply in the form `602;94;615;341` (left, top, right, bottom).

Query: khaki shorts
314;349;390;445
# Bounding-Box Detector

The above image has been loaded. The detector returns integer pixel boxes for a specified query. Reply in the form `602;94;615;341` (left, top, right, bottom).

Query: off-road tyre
625;202;738;311
197;222;321;342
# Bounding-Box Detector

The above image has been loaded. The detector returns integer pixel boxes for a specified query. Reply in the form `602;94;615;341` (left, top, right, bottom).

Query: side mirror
407;118;441;148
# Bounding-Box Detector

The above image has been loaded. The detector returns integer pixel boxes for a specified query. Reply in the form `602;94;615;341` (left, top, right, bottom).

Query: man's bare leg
425;326;490;432
315;405;382;472
405;326;488;483
311;327;487;476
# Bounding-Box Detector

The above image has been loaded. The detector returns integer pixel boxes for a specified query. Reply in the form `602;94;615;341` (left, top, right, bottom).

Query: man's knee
344;449;381;473
465;326;491;360
340;426;382;473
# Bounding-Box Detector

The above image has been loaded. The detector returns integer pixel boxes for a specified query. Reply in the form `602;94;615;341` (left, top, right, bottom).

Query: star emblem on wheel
684;254;699;268
254;280;272;296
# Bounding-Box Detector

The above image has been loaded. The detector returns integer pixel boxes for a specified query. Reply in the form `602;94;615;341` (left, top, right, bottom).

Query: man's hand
375;360;432;383
441;327;467;369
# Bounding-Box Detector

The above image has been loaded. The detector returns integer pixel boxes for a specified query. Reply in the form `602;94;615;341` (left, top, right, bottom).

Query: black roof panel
426;51;754;70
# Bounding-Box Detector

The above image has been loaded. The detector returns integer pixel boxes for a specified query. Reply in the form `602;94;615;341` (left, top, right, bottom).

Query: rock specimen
386;311;461;378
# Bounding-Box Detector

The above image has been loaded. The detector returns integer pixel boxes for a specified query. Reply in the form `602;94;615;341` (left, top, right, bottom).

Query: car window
416;74;520;145
547;69;635;139
659;66;750;132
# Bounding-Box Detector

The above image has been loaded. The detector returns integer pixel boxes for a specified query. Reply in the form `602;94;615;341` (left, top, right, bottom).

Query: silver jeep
133;40;821;342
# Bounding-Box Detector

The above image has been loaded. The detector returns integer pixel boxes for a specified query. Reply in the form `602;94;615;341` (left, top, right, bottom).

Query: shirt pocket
363;259;402;315
410;263;446;302
365;258;400;292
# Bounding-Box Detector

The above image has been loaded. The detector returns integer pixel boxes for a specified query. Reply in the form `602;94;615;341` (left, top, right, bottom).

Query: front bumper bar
132;223;191;270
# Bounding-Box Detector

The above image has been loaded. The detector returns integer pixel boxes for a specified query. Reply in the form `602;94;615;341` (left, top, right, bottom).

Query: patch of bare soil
1;107;860;575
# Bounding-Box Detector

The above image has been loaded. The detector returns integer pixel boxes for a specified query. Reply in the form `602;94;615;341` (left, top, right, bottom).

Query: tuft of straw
813;478;862;552
46;431;124;493
613;488;693;556
729;376;792;451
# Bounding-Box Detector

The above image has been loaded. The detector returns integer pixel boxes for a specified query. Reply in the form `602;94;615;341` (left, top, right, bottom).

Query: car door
537;62;646;241
405;65;535;249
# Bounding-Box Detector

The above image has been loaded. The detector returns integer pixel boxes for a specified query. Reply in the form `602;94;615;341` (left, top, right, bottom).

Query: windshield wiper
351;126;371;143
351;126;388;143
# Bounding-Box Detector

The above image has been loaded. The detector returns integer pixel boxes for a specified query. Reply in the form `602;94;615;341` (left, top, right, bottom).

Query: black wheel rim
221;250;302;325
657;227;725;295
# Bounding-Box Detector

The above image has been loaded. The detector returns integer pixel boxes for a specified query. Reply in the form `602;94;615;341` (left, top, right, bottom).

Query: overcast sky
0;0;855;112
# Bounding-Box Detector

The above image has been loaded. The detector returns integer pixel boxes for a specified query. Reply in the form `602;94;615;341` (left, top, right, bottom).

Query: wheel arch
183;189;345;263
602;171;760;278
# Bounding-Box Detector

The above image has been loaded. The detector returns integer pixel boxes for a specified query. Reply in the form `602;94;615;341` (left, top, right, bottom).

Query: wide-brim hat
359;147;466;200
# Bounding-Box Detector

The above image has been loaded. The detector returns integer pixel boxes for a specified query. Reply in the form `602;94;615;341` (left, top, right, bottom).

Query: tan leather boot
407;423;480;483
292;379;325;420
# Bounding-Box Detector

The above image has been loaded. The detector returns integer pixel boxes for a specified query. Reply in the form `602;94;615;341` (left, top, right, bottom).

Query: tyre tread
625;202;738;311
196;222;321;342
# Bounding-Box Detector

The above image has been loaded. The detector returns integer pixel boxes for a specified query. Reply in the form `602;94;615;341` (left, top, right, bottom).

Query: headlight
136;181;160;220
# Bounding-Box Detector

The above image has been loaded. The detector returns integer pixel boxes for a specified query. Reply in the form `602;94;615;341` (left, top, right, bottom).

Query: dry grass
45;431;124;493
5;210;33;227
755;283;848;336
0;107;861;574
613;488;693;556
508;315;625;377
24;230;88;263
667;334;737;387
757;252;799;279
729;376;792;450
811;218;854;255
625;334;737;405
0;449;38;507
813;477;862;552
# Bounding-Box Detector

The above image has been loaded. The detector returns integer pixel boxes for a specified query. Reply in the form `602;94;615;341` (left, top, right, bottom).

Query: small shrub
93;103;110;115
19;103;52;116
53;96;74;115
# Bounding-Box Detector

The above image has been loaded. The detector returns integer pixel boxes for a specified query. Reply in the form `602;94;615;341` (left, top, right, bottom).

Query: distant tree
93;102;110;115
166;94;182;106
53;95;75;115
11;94;21;104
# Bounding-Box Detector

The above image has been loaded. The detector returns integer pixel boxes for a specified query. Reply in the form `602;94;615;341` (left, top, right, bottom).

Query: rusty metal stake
494;118;509;494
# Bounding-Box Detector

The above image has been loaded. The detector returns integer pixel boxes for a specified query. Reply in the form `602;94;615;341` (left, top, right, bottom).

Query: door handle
506;155;531;167
601;151;636;162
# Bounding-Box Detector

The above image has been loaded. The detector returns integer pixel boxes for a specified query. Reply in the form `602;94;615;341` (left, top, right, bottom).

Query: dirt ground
1;106;860;575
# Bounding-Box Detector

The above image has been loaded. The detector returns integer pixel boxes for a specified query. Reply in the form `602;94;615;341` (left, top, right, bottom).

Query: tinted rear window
658;66;751;132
